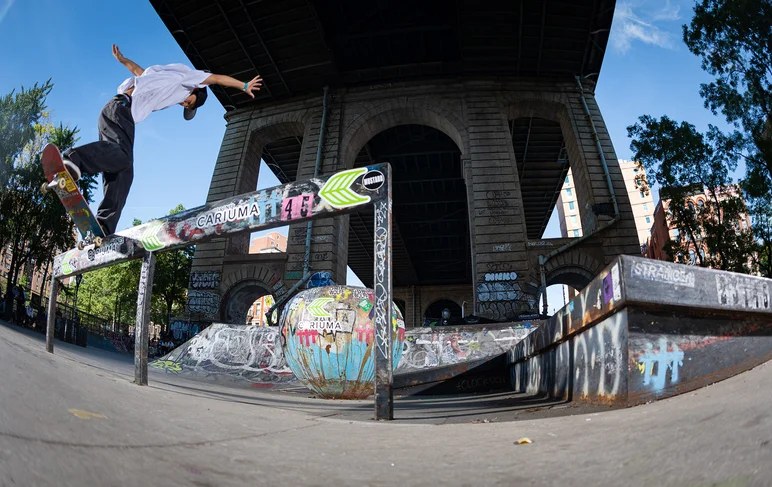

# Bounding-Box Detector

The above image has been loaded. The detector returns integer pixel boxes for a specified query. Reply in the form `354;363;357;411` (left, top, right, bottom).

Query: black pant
63;95;135;235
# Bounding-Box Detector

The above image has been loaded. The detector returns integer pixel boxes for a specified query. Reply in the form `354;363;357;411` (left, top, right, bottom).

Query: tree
628;0;772;276
0;82;97;318
150;205;194;331
684;0;772;192
1;81;53;254
628;116;755;272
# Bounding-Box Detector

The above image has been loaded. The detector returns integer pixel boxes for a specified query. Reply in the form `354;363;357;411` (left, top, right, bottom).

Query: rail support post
134;252;156;385
46;277;59;353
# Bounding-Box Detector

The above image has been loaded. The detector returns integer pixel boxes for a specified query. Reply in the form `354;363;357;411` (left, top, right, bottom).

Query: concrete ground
1;320;770;486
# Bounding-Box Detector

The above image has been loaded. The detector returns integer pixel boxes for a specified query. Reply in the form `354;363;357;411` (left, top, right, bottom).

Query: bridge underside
150;0;615;110
155;0;643;326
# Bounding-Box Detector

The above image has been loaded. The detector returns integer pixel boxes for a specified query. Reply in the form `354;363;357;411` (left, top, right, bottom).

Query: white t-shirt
117;64;210;123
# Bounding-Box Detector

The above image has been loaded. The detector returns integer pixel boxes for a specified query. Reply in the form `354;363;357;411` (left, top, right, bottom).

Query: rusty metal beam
156;0;237;109
536;0;547;76
213;0;275;99
237;0;292;96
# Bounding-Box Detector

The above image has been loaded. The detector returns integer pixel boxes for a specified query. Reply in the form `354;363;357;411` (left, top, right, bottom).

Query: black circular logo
362;170;385;191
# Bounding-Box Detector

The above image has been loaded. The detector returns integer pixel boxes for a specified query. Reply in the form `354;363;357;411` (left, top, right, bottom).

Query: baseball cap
183;87;208;120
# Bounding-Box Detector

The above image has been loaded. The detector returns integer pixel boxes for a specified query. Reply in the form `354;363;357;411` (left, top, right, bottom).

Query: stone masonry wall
190;77;640;324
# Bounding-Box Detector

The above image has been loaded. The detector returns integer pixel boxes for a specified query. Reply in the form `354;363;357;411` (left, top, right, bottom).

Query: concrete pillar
464;85;534;320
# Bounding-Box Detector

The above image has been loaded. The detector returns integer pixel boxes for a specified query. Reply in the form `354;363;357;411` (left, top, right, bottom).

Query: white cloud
650;0;681;21
610;1;680;54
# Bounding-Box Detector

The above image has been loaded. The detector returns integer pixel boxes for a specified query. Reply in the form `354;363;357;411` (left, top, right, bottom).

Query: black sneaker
63;159;81;182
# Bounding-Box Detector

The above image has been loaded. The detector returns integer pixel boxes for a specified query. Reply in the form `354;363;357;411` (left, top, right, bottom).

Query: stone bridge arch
340;102;470;168
504;96;599;234
542;248;604;291
218;257;289;324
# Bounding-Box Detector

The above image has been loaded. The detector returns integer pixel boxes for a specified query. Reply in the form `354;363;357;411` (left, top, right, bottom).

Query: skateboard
40;143;105;251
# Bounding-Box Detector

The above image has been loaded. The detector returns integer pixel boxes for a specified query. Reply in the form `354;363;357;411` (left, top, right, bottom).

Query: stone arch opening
220;280;273;325
394;299;407;318
546;266;595;291
506;99;597;240
227;121;306;257
345;123;471;290
424;299;463;326
341;105;469;168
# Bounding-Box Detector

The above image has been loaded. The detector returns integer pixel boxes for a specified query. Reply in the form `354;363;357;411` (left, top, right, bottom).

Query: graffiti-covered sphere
280;286;405;399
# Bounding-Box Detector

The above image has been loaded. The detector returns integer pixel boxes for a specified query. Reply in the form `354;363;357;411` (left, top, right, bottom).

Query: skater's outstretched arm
112;44;144;77
203;74;263;98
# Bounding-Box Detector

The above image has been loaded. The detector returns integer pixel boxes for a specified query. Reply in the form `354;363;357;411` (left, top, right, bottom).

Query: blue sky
0;0;732;313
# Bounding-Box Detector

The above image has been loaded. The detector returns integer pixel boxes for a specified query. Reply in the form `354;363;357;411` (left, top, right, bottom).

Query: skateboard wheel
41;182;49;195
94;237;103;248
77;241;85;251
58;179;68;190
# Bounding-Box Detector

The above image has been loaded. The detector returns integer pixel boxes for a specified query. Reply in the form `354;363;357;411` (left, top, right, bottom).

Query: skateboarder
61;44;263;235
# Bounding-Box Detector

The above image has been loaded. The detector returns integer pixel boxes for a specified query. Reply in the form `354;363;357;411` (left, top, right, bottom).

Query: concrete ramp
150;324;295;385
511;255;772;406
151;321;539;391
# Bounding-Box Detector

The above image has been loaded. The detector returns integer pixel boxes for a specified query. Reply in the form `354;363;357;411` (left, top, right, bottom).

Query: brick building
645;185;752;265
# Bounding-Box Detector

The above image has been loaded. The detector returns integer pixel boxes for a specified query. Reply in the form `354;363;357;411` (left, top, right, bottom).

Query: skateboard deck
41;143;105;250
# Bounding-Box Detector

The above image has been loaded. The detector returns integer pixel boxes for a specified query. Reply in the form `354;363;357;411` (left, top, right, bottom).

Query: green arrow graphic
60;250;77;275
319;168;370;209
139;220;165;251
307;297;334;318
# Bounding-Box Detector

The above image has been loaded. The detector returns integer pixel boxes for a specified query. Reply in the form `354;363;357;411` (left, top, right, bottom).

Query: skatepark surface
1;320;770;486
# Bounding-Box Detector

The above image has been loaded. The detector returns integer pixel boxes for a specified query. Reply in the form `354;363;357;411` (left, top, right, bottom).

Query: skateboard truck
77;234;103;251
41;178;67;194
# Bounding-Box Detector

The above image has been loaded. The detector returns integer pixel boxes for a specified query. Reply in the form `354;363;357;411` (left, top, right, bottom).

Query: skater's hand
243;75;263;98
112;44;126;63
113;45;144;76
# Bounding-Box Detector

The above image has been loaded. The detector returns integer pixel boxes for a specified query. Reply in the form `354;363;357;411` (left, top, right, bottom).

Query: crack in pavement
0;421;322;450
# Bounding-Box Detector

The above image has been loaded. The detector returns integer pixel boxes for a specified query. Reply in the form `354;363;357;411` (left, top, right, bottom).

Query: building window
640;191;645;199
568;201;575;210
687;201;695;211
643;203;648;211
570;215;578;225
573;229;580;237
566;188;573;197
633;168;639;173
645;216;651;224
564;175;569;184
697;199;704;208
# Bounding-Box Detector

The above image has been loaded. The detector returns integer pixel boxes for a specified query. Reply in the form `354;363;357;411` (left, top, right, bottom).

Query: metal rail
45;163;396;420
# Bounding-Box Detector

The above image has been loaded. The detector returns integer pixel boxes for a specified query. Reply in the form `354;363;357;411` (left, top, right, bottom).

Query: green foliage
135;205;194;329
0;82;97;317
684;0;772;193
628;0;772;276
628;116;755;272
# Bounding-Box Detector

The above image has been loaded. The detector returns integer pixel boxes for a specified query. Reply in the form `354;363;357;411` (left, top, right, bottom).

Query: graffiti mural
150;323;293;383
281;286;405;399
396;324;536;373
632;337;685;391
186;290;220;316
307;271;334;289
572;312;627;401
189;271;221;290
475;271;537;320
715;274;770;311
